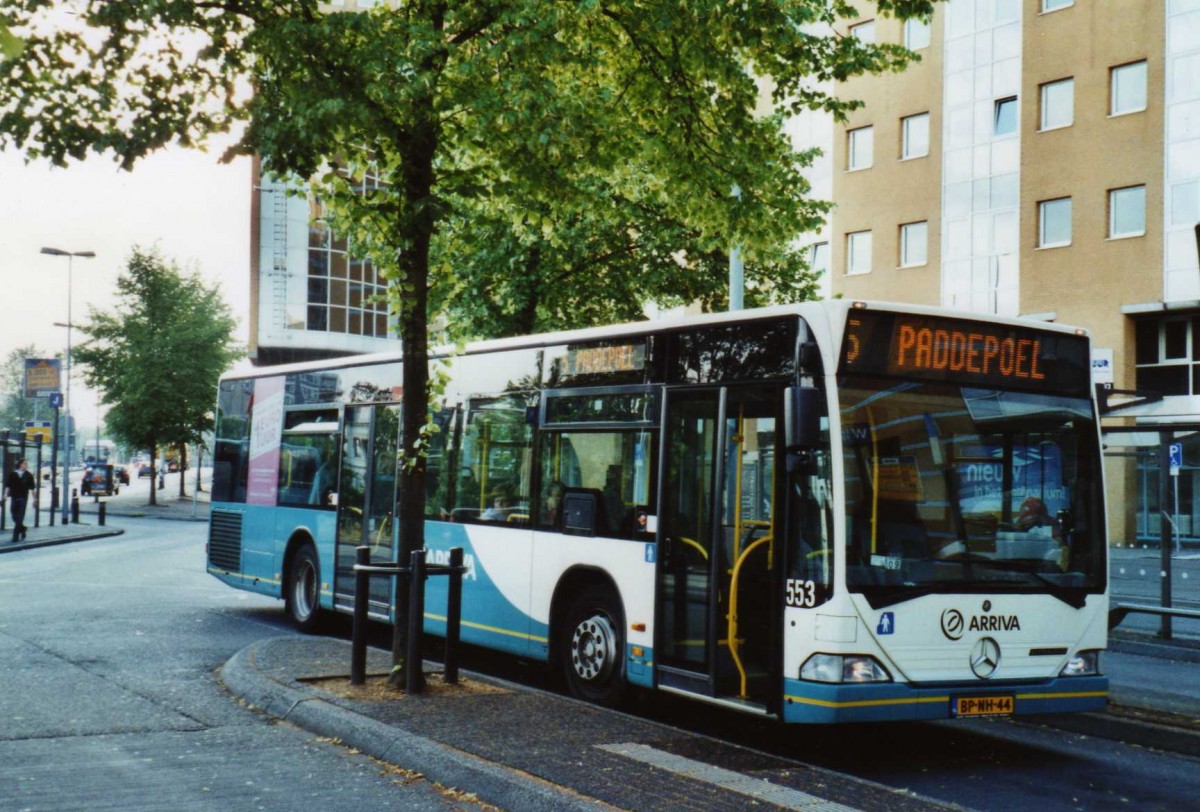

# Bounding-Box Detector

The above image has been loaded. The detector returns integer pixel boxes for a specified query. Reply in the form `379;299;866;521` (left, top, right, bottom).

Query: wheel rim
293;558;317;620
570;612;617;683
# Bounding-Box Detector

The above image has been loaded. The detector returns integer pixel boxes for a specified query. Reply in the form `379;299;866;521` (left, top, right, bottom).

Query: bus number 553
786;579;818;608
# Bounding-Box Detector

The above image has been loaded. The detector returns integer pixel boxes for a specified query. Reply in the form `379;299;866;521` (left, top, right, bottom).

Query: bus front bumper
781;675;1108;724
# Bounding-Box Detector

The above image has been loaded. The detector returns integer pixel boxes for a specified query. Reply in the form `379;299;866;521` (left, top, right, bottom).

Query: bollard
98;501;106;527
406;548;427;694
445;547;464;684
71;494;79;524
350;546;371;686
49;485;57;527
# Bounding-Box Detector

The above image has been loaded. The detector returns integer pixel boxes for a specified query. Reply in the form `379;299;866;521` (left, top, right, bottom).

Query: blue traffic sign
1170;442;1183;474
49;392;64;408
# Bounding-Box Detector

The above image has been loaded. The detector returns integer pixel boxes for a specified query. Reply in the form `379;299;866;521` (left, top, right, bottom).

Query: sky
0;141;253;427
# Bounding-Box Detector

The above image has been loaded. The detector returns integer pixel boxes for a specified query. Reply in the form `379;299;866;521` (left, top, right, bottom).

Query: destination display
840;309;1091;395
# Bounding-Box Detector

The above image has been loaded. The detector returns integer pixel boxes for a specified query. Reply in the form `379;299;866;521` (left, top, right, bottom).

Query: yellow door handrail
726;533;771;698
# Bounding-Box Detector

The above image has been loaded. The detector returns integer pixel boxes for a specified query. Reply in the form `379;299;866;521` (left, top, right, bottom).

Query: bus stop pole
1159;433;1174;640
406;548;426;694
351;546;371;686
444;547;463;684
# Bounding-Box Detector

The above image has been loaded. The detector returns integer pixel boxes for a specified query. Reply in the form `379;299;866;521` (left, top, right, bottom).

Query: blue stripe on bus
423;522;549;661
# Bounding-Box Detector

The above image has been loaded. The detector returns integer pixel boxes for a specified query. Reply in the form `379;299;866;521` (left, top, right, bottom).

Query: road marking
596;742;861;811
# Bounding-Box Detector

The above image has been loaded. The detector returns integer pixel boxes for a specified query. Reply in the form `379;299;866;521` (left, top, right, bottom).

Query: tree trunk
390;19;445;687
148;446;158;507
178;443;188;498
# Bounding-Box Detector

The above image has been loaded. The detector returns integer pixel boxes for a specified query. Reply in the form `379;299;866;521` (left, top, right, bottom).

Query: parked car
137;464;153;479
115;465;130;485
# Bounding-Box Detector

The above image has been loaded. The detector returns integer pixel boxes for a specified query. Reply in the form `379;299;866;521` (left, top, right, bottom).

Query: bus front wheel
561;585;626;707
286;544;322;633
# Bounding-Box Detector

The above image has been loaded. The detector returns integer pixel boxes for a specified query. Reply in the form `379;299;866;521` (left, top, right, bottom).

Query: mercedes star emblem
970;637;1002;679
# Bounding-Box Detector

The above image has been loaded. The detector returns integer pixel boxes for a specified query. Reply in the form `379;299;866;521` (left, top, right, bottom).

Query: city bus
207;300;1109;723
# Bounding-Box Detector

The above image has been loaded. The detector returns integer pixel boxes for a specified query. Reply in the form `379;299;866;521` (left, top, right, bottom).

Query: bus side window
538;430;654;538
455;394;535;525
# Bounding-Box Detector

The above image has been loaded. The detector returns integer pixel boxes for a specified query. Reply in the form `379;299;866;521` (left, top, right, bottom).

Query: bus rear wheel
286;543;322;633
561;585;626;707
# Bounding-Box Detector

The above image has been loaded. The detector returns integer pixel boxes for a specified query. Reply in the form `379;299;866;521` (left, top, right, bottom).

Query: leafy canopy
71;247;242;503
1;0;936;674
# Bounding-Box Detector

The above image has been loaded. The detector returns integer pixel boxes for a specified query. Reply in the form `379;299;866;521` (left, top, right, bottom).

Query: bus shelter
1100;392;1200;641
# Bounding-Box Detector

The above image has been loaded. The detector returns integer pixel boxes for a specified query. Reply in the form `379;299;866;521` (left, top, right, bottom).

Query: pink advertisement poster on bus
247;375;285;505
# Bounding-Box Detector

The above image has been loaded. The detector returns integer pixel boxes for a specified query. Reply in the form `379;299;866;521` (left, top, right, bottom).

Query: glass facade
306;180;390;339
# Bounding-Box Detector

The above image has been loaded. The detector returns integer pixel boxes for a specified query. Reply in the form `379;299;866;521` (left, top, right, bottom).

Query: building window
1042;0;1073;11
1109;185;1147;238
900;221;928;267
847;230;872;275
848;126;874;170
850;20;875;43
1135;317;1200;396
305;174;391;339
1039;78;1074;130
904;18;931;50
901;113;930;159
1111;60;1148;116
1038;197;1072;248
807;241;830;275
994;97;1018;136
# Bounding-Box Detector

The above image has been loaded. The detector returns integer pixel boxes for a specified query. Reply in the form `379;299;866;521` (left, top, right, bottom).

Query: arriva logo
941;608;965;640
426;548;478;581
942;605;1021;640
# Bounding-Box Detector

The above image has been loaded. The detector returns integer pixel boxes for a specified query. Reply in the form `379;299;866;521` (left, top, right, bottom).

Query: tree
71;248;242;507
1;0;935;684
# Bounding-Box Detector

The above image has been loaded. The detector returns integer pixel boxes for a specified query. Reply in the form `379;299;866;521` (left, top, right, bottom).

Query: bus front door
333;403;401;616
657;386;780;708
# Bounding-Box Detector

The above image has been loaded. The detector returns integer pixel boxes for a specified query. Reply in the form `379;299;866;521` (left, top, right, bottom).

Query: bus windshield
839;375;1105;608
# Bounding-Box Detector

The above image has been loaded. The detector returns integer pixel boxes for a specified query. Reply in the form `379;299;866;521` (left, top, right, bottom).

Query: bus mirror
785;386;822;450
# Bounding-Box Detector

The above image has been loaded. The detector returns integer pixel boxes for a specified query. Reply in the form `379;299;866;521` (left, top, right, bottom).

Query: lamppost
42;246;95;523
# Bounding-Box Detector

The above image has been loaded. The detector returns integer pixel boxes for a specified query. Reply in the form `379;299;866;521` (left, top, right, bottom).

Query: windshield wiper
937;556;1087;608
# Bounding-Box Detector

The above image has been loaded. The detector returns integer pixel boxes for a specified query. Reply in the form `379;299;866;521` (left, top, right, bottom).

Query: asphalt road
0;517;487;811
3;518;1198;811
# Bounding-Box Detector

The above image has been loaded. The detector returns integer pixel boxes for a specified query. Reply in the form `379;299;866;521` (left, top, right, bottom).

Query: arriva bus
207;301;1108;723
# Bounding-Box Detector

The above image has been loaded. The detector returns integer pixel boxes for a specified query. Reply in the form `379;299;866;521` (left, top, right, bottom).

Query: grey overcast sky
0;141;253;418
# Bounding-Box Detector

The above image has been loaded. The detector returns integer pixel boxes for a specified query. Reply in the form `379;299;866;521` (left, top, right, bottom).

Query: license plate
955;695;1014;717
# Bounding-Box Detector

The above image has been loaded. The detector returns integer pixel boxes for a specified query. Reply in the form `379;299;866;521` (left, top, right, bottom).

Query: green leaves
72;247;243;470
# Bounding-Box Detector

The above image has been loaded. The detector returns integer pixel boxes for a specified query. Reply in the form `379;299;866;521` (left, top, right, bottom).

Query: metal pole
406;548;426;694
49;403;59;527
444;547;463;684
33;437;42;529
729;184;744;311
62;253;72;524
1159;433;1174;640
1;430;8;534
351;546;371;686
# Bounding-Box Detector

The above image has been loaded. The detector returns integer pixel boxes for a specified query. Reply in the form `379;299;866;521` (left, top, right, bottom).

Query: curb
1031;705;1200;759
220;641;610;812
0;527;124;554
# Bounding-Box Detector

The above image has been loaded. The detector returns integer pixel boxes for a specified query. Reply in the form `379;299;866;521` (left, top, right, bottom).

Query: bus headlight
800;653;892;683
1059;650;1101;677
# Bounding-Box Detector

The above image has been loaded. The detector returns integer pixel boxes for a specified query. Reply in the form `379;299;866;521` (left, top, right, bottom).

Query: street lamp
42;246;96;523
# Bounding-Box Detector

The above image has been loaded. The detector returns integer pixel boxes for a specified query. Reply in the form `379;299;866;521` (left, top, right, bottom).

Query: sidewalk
221;633;1200;812
0;515;123;554
222;637;954;812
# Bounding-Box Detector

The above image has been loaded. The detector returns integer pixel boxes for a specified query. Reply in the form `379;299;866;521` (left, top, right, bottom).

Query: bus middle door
333;402;401;617
656;386;781;708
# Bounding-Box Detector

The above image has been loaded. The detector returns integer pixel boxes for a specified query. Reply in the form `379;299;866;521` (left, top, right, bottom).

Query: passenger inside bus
481;487;511;521
543;481;565;527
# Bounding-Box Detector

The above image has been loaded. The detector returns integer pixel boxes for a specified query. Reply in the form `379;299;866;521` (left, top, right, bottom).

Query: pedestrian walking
6;457;35;542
